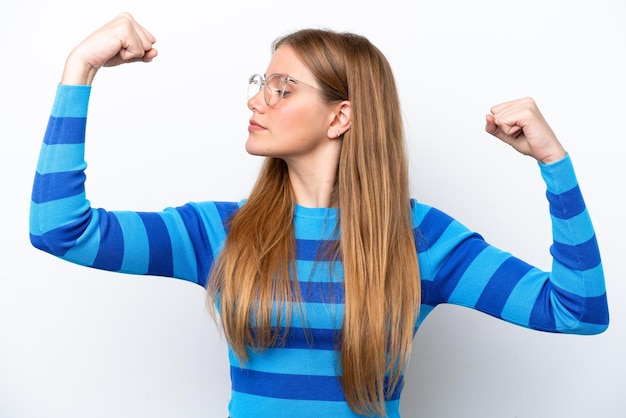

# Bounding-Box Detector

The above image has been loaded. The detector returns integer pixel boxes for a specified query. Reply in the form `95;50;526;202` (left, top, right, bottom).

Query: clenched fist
61;12;157;85
486;97;566;165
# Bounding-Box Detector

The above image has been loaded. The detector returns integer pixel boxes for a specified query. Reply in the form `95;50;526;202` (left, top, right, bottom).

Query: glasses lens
265;74;286;107
247;74;263;101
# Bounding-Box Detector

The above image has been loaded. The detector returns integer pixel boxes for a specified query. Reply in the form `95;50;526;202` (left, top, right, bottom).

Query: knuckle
117;11;134;21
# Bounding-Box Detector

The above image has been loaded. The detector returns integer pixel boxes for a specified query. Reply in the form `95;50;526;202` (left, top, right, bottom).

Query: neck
284;142;341;208
288;169;336;208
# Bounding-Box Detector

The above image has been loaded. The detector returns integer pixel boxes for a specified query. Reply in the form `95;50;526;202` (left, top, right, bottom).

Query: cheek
274;107;303;131
275;105;326;137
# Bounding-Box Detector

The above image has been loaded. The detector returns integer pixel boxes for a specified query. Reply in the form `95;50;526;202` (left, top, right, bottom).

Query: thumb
485;114;498;135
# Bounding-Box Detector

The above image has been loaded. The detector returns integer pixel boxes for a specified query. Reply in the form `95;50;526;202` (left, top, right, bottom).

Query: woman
30;12;609;418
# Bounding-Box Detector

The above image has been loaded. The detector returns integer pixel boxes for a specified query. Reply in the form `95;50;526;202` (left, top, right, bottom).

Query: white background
1;0;625;417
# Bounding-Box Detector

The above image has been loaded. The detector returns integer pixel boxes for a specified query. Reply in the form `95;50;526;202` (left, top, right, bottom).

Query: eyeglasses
247;73;319;107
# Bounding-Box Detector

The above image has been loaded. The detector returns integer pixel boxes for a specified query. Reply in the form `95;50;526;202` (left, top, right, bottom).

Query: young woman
30;12;609;418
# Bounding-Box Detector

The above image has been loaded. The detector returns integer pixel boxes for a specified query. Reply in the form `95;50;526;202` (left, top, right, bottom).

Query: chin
245;142;269;157
245;137;277;157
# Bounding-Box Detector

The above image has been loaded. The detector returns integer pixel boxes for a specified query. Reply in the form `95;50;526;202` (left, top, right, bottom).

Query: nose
247;89;266;112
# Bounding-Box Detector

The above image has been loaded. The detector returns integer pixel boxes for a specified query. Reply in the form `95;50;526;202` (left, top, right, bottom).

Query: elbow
30;232;47;252
582;294;610;335
576;319;609;335
565;303;610;336
29;211;58;256
29;203;93;257
29;225;81;258
29;231;62;257
554;287;610;336
587;306;610;335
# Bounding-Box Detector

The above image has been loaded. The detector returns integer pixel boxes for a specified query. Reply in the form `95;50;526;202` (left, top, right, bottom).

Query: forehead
265;46;316;85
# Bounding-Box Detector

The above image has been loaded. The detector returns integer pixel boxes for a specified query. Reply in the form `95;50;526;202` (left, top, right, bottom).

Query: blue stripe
551;210;594;246
189;201;229;259
571;322;608;335
63;210;101;265
546;185;585;220
231;368;344;401
296;239;321;261
539;154;578;194
231;368;403;401
500;269;547;327
137;213;173;277
266;326;339;350
36;143;86;175
269;302;344;329
214;201;239;230
228;392;375;418
113;211;150;275
300;281;344;304
176;204;214;285
43;116;86;145
551;262;606;297
51;84;91;117
237;348;339;376
553;287;609;326
529;282;557;331
296;260;341;284
158;209;198;282
32;171;85;204
551;235;601;271
434;235;489;303
29;233;54;255
91;209;124;271
420;280;439;307
448;247;510;306
527;284;610;331
32;224;79;257
31;212;93;257
580;294;609;326
295;239;337;261
30;194;89;235
414;207;453;253
475;257;533;317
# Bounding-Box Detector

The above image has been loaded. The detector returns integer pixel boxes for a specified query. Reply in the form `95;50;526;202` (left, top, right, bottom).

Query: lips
249;119;265;131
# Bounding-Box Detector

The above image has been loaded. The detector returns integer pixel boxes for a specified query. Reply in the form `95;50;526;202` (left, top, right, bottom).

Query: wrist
535;136;567;165
60;52;99;86
538;147;567;165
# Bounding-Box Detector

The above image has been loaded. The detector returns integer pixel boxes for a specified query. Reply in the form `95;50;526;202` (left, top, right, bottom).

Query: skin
485;98;566;165
246;45;351;207
60;12;567;207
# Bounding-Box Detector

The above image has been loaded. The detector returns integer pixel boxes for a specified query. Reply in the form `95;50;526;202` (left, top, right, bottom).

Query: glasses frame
248;73;320;107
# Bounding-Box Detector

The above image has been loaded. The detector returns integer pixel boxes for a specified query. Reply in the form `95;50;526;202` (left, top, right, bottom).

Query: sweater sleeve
413;155;609;335
29;84;236;286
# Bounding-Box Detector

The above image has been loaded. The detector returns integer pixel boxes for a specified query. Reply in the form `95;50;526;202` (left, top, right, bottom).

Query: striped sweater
30;84;609;417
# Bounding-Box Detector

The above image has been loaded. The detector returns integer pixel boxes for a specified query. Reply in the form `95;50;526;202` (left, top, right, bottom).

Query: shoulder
410;198;455;229
410;198;480;253
173;200;242;228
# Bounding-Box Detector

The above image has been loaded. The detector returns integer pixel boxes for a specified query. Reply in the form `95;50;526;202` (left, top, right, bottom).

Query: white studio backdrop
1;0;624;417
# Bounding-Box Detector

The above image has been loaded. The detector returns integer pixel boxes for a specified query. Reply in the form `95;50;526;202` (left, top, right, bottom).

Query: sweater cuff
538;153;578;194
51;84;92;118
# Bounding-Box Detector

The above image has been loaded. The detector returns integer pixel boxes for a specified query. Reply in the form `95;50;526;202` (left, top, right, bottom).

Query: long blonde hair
207;29;420;416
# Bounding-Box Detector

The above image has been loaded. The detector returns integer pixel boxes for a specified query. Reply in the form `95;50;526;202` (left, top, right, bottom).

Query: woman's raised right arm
30;14;233;287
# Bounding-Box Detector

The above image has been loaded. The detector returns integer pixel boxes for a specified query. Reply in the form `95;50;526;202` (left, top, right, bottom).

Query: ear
327;100;352;139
